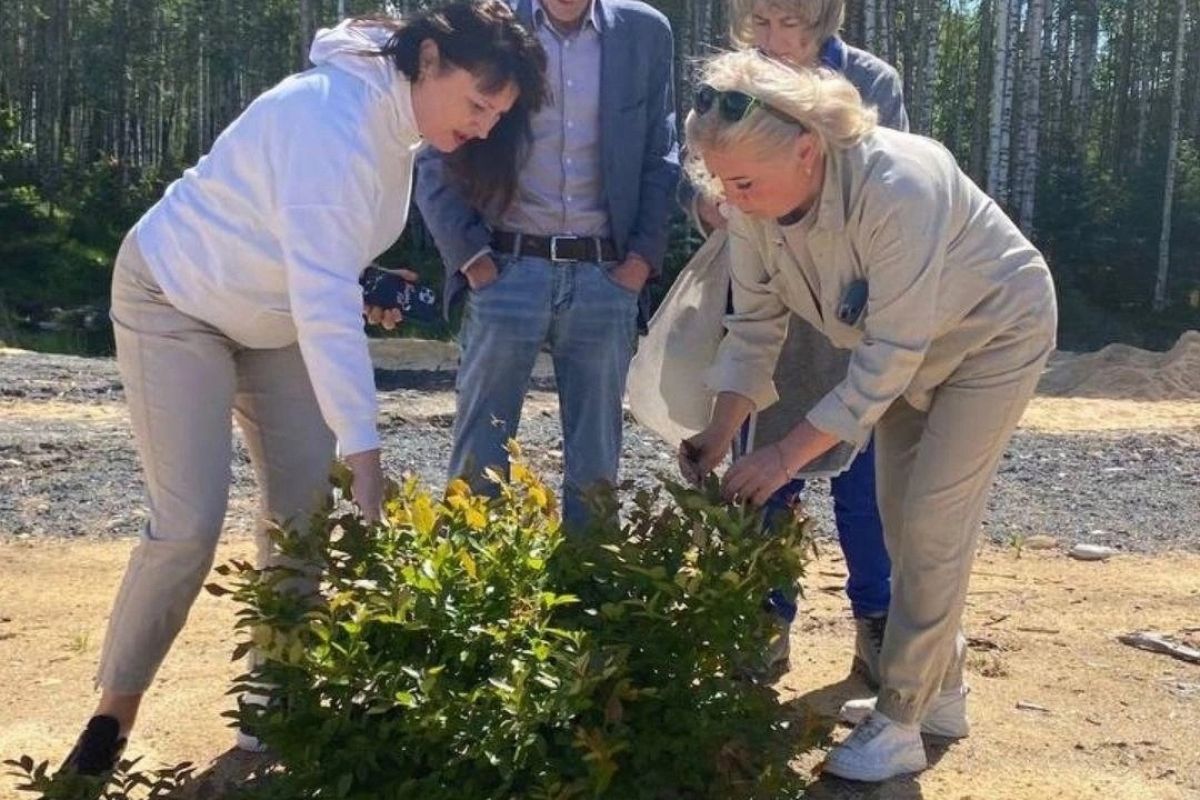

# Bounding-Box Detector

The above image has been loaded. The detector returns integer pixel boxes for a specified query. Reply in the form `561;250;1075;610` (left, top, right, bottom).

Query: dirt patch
1019;397;1200;433
0;540;1196;799
1039;331;1200;401
787;547;1200;799
1;343;1198;797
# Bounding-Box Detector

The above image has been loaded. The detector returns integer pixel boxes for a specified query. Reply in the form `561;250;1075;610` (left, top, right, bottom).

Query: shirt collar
533;0;600;36
773;149;845;233
818;36;847;71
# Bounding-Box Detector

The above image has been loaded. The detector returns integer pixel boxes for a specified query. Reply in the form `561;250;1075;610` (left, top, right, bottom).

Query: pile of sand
1038;330;1200;400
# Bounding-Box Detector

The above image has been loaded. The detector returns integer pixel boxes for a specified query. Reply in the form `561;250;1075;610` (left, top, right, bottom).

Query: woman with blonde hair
681;0;909;686
681;50;1057;781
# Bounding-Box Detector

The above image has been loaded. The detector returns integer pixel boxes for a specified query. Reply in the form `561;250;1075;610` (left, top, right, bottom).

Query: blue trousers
450;254;639;529
760;437;892;619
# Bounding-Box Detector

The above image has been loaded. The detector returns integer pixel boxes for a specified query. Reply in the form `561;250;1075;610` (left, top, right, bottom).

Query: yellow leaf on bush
465;504;487;530
511;462;533;485
528;483;549;509
411;495;436;535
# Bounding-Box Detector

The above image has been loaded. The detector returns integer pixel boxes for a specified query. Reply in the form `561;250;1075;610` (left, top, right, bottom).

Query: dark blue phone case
360;266;439;324
837;279;868;326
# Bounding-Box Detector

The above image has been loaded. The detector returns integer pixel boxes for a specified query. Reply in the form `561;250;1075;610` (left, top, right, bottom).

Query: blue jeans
757;436;892;619
450;254;639;529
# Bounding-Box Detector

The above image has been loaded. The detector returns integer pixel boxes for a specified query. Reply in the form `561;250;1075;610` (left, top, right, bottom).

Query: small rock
1025;535;1058;550
1069;543;1118;561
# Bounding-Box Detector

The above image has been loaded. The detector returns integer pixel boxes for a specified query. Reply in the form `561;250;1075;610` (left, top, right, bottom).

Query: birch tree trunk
915;0;942;134
1048;0;1072;162
1153;0;1188;311
987;0;1012;199
969;0;995;181
1133;71;1150;168
879;0;894;64
995;0;1021;204
1188;23;1200;139
1069;0;1098;147
113;0;129;186
299;0;314;71
864;0;877;52
1017;0;1045;235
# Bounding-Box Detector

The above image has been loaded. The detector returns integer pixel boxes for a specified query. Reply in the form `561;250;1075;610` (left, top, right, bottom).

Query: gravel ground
2;349;1198;553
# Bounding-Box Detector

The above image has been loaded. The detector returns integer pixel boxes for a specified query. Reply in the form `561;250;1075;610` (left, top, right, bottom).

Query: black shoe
61;715;127;777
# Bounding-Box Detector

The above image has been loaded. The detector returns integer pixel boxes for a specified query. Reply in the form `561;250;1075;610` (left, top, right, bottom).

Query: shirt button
567;80;574;87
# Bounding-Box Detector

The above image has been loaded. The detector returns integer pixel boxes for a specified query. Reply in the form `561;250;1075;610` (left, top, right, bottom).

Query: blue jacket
819;37;909;132
415;0;681;315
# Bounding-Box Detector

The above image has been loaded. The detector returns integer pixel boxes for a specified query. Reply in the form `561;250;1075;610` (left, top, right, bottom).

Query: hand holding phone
360;265;440;328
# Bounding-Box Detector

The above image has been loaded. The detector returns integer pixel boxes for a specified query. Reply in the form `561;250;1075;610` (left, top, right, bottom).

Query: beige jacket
708;127;1057;446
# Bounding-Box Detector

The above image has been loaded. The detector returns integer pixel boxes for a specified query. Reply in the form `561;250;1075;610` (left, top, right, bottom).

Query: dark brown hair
373;1;548;211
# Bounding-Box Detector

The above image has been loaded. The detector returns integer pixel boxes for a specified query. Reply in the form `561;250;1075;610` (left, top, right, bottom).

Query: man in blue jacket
415;0;680;528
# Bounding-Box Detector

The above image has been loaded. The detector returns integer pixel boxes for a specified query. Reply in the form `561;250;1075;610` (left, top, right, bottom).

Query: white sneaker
234;689;271;753
235;728;268;754
839;685;970;739
824;711;927;782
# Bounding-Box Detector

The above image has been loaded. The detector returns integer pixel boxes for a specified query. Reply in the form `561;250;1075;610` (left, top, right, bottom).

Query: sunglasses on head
694;84;804;128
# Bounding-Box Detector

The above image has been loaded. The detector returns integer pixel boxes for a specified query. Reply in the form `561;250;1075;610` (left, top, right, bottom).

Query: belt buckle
549;235;570;263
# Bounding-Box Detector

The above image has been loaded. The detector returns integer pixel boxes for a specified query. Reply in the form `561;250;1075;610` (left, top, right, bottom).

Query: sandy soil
1;335;1198;798
0;538;1197;799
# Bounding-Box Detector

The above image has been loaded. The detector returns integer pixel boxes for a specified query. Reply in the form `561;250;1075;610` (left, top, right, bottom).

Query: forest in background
1;0;1199;352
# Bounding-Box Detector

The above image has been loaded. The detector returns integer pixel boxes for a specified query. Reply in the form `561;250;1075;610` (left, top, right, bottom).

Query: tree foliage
1;0;1198;347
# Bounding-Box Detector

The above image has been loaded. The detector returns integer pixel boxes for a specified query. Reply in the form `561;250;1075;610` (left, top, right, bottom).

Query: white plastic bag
627;231;730;447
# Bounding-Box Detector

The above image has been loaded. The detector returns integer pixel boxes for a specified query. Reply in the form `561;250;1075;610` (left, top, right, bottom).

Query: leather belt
491;230;619;263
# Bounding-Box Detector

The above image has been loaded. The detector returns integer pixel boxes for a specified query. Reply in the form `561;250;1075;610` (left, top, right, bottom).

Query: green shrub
3;755;196;799
214;446;813;799
6;449;815;799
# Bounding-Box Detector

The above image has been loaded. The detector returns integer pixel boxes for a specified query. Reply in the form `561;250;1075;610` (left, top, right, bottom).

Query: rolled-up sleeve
706;223;790;411
807;178;946;444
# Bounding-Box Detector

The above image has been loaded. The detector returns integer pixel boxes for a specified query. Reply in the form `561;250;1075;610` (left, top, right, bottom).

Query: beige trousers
95;235;335;694
874;306;1056;725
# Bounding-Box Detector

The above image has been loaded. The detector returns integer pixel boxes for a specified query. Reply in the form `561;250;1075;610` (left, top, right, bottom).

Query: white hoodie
134;21;424;456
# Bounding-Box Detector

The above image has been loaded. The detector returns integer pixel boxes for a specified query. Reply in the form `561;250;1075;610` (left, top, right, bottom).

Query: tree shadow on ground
171;747;277;799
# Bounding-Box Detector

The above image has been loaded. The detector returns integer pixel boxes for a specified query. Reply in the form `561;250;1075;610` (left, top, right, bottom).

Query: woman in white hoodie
62;0;547;776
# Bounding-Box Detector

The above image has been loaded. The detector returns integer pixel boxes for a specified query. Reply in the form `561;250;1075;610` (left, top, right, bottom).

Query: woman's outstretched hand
679;391;757;486
344;448;385;523
720;443;793;506
721;422;841;506
678;428;730;486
